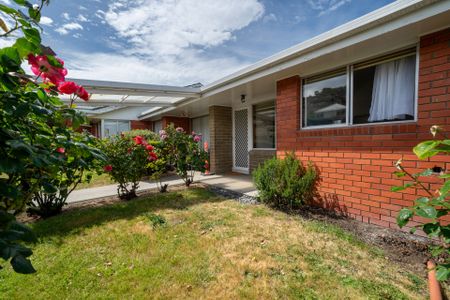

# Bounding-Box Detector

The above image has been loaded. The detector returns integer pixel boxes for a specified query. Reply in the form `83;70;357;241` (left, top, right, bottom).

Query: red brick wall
162;116;191;133
276;28;450;231
130;120;152;131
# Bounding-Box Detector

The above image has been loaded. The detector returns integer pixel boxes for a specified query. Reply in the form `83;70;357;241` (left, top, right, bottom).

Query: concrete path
67;172;257;203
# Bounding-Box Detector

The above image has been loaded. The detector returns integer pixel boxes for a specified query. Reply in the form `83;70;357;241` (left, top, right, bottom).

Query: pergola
59;79;201;116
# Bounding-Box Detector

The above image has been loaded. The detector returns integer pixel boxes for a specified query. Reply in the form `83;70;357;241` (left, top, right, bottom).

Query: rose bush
393;125;449;280
0;0;102;274
100;134;159;200
159;125;208;187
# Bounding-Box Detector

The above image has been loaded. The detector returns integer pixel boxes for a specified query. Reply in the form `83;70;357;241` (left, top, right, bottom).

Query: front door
233;108;249;173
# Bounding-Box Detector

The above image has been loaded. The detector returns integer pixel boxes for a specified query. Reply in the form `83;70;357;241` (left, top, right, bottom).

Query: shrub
122;129;159;142
392;125;449;280
100;134;159;200
253;153;318;208
0;1;100;273
158;125;208;186
27;133;105;218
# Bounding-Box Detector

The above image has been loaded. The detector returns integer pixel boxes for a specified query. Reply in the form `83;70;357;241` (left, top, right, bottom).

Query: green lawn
0;188;427;299
75;172;114;190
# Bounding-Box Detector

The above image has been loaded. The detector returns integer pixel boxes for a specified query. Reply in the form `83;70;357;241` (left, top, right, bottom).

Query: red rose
76;86;90;101
58;81;79;94
133;136;143;145
56;147;65;154
104;165;113;172
146;145;154;151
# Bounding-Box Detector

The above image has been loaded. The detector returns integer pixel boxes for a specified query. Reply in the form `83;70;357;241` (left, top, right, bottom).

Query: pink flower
160;134;167;140
159;130;166;136
176;127;184;132
56;147;65;154
104;165;113;172
146;145;154;151
27;54;67;85
193;135;201;142
58;81;79;94
133;136;143;145
75;86;90;101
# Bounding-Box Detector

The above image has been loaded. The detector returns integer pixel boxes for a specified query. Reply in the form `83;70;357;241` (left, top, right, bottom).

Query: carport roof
59;79;201;108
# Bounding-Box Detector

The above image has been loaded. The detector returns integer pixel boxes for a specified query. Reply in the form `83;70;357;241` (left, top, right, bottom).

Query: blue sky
2;0;395;85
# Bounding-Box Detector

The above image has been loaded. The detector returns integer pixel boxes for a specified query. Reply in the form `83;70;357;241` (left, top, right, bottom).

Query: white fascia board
68;78;201;97
200;0;443;97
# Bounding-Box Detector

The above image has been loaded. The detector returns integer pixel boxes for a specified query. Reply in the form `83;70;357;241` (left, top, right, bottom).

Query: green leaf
14;37;37;58
422;223;441;237
10;255;36;274
440;180;450;197
415;197;429;205
393;171;406;178
415;206;437;219
23;28;41;46
413;141;439;159
413;169;433;178
46;55;63;68
9;221;36;243
13;0;27;5
0;4;17;14
397;208;413;228
28;7;40;22
390;183;413;192
436;266;450;281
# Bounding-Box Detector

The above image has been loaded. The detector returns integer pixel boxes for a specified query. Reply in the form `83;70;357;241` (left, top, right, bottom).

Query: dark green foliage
122;129;159;142
146;213;167;228
253;153;318;208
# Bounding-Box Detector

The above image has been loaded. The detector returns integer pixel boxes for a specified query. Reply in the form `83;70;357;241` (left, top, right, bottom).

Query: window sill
300;119;417;131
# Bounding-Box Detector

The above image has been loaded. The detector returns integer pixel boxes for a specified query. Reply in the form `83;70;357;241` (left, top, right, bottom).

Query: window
302;48;417;128
153;120;162;133
192;116;210;149
103;120;130;137
302;69;347;127
253;101;275;148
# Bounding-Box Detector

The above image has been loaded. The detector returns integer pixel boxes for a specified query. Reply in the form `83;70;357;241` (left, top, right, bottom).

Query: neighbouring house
71;0;450;231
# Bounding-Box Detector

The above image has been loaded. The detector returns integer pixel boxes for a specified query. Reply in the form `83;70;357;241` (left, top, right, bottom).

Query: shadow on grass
32;188;227;241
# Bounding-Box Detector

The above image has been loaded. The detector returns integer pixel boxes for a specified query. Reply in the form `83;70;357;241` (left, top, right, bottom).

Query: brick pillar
209;106;232;174
276;76;300;155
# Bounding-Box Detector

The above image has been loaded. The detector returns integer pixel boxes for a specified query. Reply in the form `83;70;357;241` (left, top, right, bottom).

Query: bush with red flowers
100;134;160;200
0;1;103;274
159;125;208;187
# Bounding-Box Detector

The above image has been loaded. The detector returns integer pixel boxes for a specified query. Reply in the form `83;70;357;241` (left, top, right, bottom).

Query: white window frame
101;119;131;138
300;46;419;130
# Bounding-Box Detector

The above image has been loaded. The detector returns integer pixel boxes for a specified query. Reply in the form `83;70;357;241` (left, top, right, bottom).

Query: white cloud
77;14;88;22
55;22;83;35
0;0;11;5
263;13;277;23
308;0;351;16
62;12;70;20
66;50;249;86
104;0;264;56
40;16;53;26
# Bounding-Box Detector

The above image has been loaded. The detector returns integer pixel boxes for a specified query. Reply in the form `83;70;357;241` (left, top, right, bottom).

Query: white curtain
369;56;415;122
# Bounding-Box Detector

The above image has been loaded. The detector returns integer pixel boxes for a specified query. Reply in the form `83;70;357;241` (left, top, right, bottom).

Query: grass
75;172;114;189
0;188;428;299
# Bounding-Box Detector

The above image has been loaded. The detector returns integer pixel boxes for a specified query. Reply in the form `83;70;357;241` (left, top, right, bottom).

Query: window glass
353;55;416;124
253;101;275;148
303;72;347;127
104;120;118;138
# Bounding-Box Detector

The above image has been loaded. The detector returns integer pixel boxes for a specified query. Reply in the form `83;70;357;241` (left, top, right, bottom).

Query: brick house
78;1;449;230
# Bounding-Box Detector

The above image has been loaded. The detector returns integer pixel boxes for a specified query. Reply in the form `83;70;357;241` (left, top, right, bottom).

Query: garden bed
2;187;440;299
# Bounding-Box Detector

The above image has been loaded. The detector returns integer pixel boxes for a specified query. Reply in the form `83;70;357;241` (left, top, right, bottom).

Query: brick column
276;76;300;155
209;106;232;174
